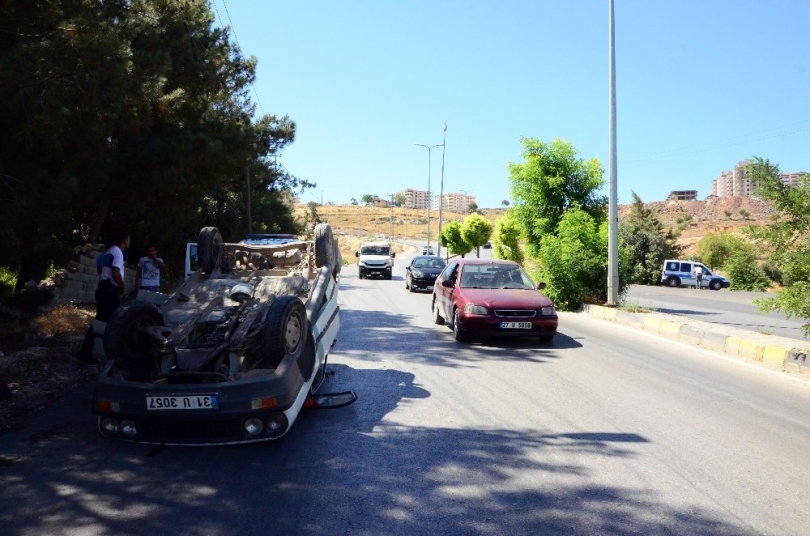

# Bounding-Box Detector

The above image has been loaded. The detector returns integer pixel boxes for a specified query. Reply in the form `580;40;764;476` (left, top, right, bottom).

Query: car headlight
541;306;555;316
412;270;424;277
463;303;488;315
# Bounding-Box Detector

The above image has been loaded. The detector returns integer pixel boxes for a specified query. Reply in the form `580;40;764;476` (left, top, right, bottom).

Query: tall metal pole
607;0;619;306
246;165;252;235
438;122;447;257
415;143;443;248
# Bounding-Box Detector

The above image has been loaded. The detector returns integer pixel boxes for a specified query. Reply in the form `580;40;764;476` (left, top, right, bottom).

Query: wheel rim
285;314;303;352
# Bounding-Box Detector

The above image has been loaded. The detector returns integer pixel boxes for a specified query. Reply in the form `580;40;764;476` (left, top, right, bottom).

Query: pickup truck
92;223;353;445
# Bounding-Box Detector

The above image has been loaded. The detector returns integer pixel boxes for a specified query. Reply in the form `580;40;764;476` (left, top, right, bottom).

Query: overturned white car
91;223;354;445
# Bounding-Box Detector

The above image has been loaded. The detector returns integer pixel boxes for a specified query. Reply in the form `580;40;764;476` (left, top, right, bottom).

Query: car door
405;259;415;285
436;261;458;318
679;261;695;286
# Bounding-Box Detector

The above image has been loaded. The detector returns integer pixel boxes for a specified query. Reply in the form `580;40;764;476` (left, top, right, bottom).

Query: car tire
358;270;364;280
198;226;223;274
314;223;335;269
709;279;722;291
405;275;410;290
432;297;444;325
260;295;307;369
453;309;468;342
104;300;166;373
332;240;342;280
666;276;681;288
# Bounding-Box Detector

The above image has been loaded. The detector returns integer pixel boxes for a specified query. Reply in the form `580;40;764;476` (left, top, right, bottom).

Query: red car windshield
458;266;535;289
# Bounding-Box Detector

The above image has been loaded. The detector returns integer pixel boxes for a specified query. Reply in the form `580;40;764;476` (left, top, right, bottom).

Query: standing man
136;245;166;293
76;229;130;363
694;263;704;289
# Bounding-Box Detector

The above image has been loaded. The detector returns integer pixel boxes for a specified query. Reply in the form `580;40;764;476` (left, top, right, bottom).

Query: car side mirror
391;252;396;258
536;282;547;290
355;252;359;258
441;279;454;288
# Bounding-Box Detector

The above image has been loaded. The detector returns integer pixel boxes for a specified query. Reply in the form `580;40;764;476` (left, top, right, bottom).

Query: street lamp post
437;122;447;257
415;142;443;250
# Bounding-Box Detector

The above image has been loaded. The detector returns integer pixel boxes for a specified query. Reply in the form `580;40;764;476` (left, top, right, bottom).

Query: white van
661;259;730;290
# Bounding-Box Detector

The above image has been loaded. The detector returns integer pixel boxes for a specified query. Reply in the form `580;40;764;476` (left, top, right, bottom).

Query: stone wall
47;245;137;305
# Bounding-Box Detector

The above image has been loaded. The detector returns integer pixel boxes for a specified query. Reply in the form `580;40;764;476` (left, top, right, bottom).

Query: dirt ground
0;197;775;431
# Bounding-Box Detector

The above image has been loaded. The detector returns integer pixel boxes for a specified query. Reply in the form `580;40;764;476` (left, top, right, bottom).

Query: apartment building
397;188;432;209
435;192;477;212
711;160;806;198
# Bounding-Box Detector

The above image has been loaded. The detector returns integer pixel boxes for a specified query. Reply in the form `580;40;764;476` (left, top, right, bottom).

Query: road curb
581;304;810;376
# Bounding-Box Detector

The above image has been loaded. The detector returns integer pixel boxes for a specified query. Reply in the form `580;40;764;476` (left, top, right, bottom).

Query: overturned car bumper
91;359;310;446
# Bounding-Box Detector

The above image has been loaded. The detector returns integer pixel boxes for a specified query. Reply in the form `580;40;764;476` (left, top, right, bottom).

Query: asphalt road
2;259;810;535
623;284;808;340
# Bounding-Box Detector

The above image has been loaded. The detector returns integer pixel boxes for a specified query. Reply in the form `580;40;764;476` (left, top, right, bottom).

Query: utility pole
607;0;619;306
438;122;447;257
246;166;252;235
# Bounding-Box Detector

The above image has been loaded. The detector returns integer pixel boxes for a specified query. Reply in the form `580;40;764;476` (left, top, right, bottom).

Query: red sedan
432;259;558;343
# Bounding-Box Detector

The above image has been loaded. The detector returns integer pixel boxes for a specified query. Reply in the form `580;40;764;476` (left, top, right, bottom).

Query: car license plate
500;321;532;330
146;394;219;411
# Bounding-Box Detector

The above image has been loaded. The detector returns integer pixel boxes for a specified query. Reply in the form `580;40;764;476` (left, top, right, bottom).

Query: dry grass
30;304;91;339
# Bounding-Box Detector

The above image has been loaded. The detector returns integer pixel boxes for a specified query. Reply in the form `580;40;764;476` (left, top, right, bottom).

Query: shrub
725;252;770;291
0;266;17;302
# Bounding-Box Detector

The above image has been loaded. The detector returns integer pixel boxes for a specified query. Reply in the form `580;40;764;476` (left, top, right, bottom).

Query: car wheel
710;280;722;291
260;295;307;369
453;309;468;342
314;223;335;269
104;301;166;374
666;276;681;288
198;226;223;274
432;297;445;325
405;275;410;290
358;271;364;280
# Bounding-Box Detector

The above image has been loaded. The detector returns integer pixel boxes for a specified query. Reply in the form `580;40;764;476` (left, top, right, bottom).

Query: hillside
302;196;775;259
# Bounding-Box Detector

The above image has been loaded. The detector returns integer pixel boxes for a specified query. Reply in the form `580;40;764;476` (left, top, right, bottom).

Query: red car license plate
500;322;532;330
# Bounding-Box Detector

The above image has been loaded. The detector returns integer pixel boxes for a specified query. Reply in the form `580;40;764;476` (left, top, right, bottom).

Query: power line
214;0;266;118
628;119;810;164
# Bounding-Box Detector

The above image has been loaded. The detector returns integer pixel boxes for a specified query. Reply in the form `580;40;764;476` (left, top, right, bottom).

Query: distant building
397;188;432;209
667;190;698;201
711;160;806;198
435;192;477;212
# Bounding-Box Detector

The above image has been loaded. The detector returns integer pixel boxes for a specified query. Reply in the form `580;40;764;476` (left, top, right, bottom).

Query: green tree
460;213;493;258
394;194;406;206
468;201;479;213
501;200;510;207
743;157;810;334
493;215;524;264
361;194;379;206
696;232;753;270
508;137;606;256
350;198;359;205
739;209;750;220
534;207;630;310
619;192;681;285
440;221;472;258
0;0;308;289
724;210;733;219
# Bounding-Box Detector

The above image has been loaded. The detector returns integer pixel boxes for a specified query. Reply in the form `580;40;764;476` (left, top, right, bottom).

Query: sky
211;1;810;208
